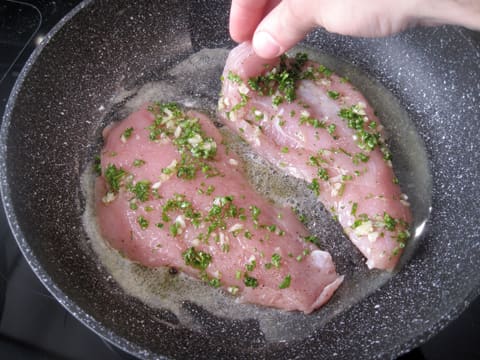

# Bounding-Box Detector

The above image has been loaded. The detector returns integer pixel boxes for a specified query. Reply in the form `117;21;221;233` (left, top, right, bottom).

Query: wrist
411;0;480;30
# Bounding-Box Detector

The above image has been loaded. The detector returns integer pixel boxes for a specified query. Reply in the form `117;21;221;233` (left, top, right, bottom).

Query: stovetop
0;1;479;359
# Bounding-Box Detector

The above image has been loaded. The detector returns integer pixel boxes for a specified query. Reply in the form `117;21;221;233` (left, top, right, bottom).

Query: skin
230;0;480;58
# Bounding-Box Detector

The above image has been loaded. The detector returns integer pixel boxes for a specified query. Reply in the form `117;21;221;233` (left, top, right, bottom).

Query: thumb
252;0;319;59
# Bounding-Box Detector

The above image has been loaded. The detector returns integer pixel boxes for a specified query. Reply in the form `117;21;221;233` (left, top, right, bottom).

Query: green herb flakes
93;155;102;176
169;222;180;236
317;167;329;181
121;127;133;140
307;178;320;196
279;275;291;289
129;202;138;211
327;123;336;136
131;181;150;202
104;164;126;193
245;259;257;272
244;275;258;288
304;235;320;247
327;90;340;100
383;212;397;231
271;253;281;268
227;71;242;84
133;159;145;167
353;152;370;165
137;216;149;230
317;64;332;77
250;205;261;221
351;202;358;216
182;247;212;270
209;278;221;288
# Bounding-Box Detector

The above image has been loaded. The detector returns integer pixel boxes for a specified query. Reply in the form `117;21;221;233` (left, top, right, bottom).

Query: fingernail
253;31;281;58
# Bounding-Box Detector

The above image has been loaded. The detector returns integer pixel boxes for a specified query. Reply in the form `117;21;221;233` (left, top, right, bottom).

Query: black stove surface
0;1;478;359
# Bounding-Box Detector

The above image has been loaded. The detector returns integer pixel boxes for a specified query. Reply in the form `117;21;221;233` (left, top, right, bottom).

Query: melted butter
82;48;432;342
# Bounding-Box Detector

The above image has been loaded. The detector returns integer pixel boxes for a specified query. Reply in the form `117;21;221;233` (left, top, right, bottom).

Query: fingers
229;0;271;43
252;0;319;58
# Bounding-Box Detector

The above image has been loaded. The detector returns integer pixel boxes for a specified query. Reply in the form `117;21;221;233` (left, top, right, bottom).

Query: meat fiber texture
218;42;412;270
95;103;343;313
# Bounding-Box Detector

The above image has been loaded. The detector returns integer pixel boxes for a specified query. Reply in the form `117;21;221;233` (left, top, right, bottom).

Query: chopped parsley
304;235;320;247
130;181;151;202
300;114;325;128
250;205;261;222
244;275;258;288
104;164;126;193
307;178;320;196
93;155;102;176
397;230;410;242
317;64;333;77
353;152;369;164
176;155;197;179
327;90;340;100
317;167;329;181
381;146;393;161
279;275;291;289
266;224;277;232
137;216;149;230
182;247;212;270
247;52;310;103
161;194;202;228
338;105;365;130
245;259;257;271
146;103;218;181
209;278;221;288
230;93;249;113
169;222;180;236
129;202;138;210
327;123;336;136
383;212;397;231
133;159;145;167
271;253;281;268
338;104;392;156
351;202;358;216
293;207;307;223
121;127;133;140
272;95;284;106
227;71;242;84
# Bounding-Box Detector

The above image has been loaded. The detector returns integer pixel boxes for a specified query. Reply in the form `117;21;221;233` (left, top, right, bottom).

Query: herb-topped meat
218;42;412;270
95;103;343;313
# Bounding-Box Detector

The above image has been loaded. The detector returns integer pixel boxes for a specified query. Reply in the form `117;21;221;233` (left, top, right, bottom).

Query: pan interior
81;47;431;342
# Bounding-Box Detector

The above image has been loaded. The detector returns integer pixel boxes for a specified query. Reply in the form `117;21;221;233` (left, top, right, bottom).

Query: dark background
0;1;479;359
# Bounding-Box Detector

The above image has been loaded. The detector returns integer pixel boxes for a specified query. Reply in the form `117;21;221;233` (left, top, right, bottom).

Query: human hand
230;0;480;58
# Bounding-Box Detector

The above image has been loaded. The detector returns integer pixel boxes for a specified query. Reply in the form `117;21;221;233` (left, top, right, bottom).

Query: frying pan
1;0;479;358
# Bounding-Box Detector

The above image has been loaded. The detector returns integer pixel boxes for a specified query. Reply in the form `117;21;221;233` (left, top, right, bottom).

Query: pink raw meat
95;103;343;313
218;42;412;270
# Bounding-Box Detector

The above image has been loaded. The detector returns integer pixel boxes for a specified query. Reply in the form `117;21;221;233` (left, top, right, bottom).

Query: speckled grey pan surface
1;0;479;359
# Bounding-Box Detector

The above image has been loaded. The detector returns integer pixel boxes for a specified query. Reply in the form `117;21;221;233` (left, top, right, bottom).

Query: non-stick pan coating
1;0;479;359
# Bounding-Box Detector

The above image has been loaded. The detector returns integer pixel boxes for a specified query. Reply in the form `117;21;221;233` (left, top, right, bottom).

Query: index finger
229;0;271;43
